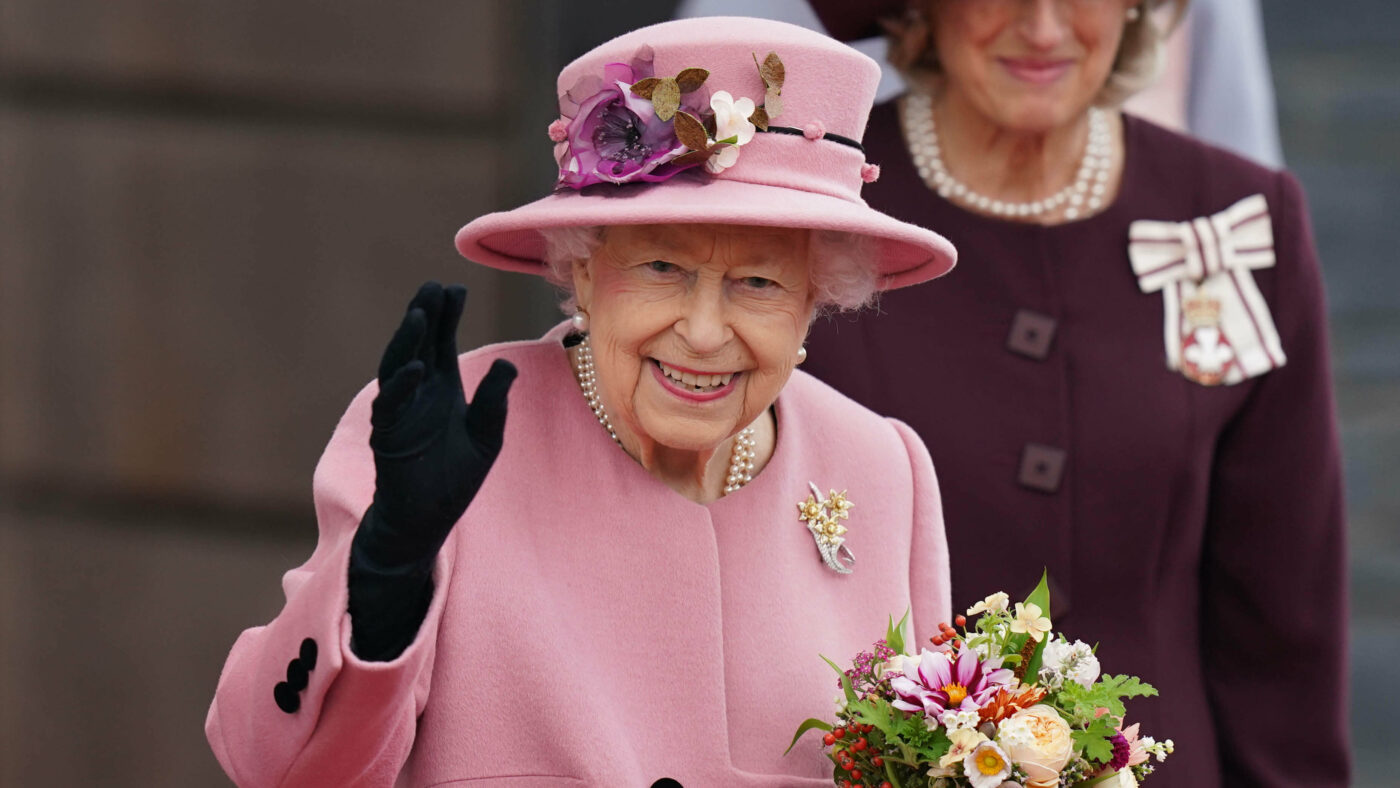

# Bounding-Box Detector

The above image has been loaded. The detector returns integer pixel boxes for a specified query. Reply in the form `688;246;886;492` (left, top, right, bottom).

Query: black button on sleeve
273;681;301;714
286;658;309;691
299;637;318;671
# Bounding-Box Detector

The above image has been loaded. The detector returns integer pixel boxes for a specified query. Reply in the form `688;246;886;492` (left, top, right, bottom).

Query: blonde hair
539;225;880;316
883;0;1189;107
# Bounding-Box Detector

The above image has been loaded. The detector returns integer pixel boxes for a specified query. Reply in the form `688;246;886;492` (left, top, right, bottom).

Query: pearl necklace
902;91;1112;221
571;335;757;497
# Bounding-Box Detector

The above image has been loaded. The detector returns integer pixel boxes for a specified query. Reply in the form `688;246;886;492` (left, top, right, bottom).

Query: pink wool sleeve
204;381;454;787
890;418;952;647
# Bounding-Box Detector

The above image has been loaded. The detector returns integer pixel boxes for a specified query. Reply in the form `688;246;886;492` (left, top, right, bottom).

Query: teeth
657;361;736;390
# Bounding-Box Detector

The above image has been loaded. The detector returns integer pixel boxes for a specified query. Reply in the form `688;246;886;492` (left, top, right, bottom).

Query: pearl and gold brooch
798;482;855;574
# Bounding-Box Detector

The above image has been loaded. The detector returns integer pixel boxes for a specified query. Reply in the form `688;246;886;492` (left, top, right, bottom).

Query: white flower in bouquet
939;708;982;731
998;705;1074;784
875;651;926;679
1038;636;1100;689
1010;602;1052;642
962;740;1014;788
1097;768;1140;788
967;592;1010;617
938;727;988;768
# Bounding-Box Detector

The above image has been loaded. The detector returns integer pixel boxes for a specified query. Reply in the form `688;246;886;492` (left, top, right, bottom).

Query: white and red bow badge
1128;193;1286;386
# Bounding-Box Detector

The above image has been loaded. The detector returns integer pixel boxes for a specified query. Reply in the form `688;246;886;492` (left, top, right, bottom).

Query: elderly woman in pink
205;17;957;787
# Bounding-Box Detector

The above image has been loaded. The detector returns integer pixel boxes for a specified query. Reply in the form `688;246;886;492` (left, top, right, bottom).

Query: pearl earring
796;346;808;364
1126;6;1141;22
571;310;590;332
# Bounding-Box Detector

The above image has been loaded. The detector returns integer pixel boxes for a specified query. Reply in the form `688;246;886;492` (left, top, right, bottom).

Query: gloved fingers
414;281;446;369
436;284;467;379
371;359;426;427
378;306;428;386
464;359;518;457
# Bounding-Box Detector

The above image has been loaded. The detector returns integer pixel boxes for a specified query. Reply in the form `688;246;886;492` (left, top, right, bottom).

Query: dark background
0;1;1394;784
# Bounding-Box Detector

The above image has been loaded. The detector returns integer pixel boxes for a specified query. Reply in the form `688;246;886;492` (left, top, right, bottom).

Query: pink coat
206;326;951;787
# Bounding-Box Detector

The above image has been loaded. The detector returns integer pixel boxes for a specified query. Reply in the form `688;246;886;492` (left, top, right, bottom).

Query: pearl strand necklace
902;91;1112;221
571;335;757;497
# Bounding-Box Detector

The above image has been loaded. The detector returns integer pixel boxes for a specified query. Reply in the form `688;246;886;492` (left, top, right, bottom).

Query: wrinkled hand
359;282;517;569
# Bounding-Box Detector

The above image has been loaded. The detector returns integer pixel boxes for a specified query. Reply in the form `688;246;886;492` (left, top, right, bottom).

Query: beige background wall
0;2;672;784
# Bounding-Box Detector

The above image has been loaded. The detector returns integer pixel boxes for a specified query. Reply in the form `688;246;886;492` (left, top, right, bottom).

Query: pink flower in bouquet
998;704;1074;783
1118;722;1150;767
890;645;1013;723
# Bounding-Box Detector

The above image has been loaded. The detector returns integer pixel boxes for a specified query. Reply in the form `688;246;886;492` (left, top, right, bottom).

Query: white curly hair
538;225;881;317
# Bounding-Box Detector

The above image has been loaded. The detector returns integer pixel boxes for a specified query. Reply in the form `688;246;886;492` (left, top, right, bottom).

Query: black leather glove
348;282;517;660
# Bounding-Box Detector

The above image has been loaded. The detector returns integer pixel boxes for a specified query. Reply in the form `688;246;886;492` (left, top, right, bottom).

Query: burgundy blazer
804;104;1349;787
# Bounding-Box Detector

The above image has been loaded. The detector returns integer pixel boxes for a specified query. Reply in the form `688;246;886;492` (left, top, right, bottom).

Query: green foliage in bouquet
789;573;1175;788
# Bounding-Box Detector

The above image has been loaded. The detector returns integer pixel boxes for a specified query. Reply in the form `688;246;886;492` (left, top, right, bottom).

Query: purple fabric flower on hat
555;48;707;189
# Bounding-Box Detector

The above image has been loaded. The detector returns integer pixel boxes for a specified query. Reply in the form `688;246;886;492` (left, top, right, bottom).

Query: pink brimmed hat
456;16;955;290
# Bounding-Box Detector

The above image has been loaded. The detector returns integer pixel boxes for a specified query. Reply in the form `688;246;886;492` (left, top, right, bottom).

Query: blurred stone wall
1265;2;1400;785
1;1;1393;786
0;1;672;784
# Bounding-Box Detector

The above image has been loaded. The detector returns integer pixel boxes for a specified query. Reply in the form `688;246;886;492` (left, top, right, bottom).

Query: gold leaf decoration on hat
759;52;785;90
672;111;711;152
764;90;783;120
650;79;682;121
749;105;771;131
675;67;710;93
629;77;661;99
752;51;786;121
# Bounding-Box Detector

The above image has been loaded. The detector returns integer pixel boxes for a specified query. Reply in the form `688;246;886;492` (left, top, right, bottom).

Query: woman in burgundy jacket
802;1;1349;785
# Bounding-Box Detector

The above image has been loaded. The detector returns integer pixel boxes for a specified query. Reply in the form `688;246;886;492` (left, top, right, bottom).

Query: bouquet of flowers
788;574;1173;788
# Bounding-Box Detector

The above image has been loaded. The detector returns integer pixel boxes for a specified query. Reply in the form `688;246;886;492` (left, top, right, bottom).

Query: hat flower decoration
456;17;956;291
552;46;787;187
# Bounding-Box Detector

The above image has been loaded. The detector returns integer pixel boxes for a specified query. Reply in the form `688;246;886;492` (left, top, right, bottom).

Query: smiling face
926;0;1137;132
571;223;815;455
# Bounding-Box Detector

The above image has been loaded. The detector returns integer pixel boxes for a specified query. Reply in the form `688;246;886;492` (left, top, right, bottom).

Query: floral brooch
797;482;855;575
549;46;786;189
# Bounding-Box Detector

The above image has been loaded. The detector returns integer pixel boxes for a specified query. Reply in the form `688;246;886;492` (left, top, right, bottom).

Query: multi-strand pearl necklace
571;335;757;497
902;90;1112;221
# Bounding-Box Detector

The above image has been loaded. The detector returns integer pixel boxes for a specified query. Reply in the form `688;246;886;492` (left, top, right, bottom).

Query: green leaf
822;655;858;704
784;717;833;755
1054;674;1156;726
851;698;896;737
1006;571;1052;666
1024;569;1051;612
887;610;910;655
1073;715;1119;764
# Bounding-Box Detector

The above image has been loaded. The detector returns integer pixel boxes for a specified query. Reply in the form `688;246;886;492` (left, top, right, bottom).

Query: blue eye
648;260;679;274
742;276;775;289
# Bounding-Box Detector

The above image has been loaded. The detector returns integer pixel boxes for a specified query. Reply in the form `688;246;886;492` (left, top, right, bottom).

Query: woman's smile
650;358;742;402
997;56;1074;85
